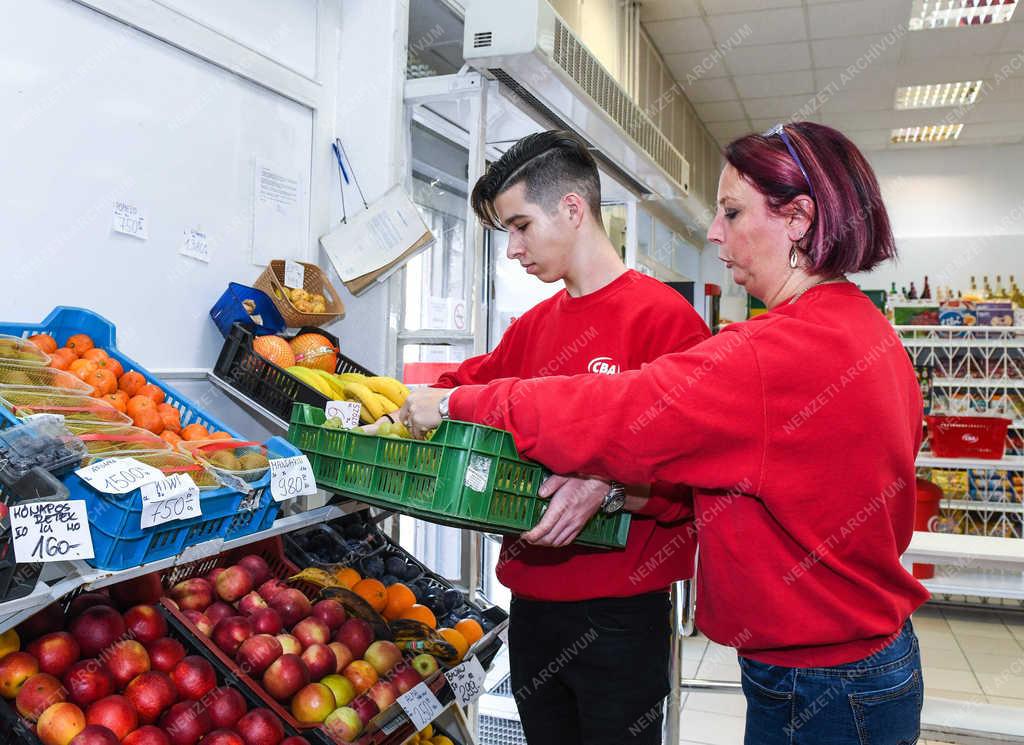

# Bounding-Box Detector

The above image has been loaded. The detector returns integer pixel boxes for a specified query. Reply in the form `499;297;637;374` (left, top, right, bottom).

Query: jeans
509;592;672;745
740;621;923;745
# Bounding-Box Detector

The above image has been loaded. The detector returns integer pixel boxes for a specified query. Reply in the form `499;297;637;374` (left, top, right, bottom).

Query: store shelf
920;569;1024;601
932;377;1024;389
940;499;1024;514
916;454;1024;470
207;371;288;433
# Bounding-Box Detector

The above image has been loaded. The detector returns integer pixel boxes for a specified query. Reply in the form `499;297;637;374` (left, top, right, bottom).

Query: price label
269;455;317;502
444;655;485;708
396;682;444;731
11;500;95;562
139;474;202;529
325;400;361;429
112;201;148;240
76;457;165;494
180;228;210;263
284;260;305;289
464;454;492;493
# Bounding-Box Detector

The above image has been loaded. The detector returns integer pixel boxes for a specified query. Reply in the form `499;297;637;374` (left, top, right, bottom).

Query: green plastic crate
287;403;630;549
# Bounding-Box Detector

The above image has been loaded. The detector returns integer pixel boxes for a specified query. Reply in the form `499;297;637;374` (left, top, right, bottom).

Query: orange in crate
137;384;165;405
454;618;484;646
49;348;76;370
118;371;146;396
66;333;94;355
181;424;209;441
289;333;337;372
27;334;57;354
84;368;117;396
352;578;387;612
438;628;468;661
333;567;361;589
253;335;296;368
383;583;416;620
400;604;437;629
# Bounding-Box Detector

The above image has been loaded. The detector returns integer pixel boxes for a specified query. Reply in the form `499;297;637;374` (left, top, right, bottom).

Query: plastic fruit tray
287;403;631;549
0;389;132;425
66;421;172;455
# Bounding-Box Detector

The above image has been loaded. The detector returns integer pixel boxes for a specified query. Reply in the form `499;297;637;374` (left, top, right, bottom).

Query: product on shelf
0;418;87;480
178;440;271;483
0;335;52;366
0;390;132;425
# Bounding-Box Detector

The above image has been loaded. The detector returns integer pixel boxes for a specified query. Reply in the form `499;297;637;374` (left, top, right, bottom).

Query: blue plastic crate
210;283;286;339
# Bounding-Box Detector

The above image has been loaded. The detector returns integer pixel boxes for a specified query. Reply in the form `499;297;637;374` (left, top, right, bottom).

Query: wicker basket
254;260;345;328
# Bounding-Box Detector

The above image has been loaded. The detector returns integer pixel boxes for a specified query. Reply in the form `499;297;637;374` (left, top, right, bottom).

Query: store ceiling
641;0;1024;151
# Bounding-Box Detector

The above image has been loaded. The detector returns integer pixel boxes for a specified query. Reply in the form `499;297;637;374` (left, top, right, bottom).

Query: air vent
473;31;493;48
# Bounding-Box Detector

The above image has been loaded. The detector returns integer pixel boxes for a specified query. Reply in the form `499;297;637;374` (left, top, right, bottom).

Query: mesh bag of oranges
178;438;271;483
0;389;131;425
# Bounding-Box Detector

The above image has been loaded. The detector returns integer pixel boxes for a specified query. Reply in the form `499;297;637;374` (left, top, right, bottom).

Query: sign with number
396;683;444;731
139;474;202;529
284;260;305;289
325;400;361;429
11;500;95;562
444;656;485;708
76;457;165;494
269;455;317;502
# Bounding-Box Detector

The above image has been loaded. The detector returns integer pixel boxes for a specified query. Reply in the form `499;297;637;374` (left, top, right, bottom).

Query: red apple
274;634;302;656
389;663;422;695
205;567;225;584
235;708;284;745
291;617;329;648
300;644;335;681
122;606;168;644
63;660;115;708
109;573;164;610
327;642;354;674
214;566;253;603
206;687;246;730
342;660;377;695
124;671;177;725
290;683;335;724
256;579;287;603
70;606;126;659
367;679;398;712
37;702;87;745
261;654;309;701
17;604;65;642
250;608;283;635
198;731;244;745
211;616;252;656
0;651;40;698
268;589;310;629
349;694;379;726
171;656;216;701
159;701;212;745
169;579;214;613
202;602;237;628
311;599;347;631
16;673;67;721
145;638;186;674
86;695;139;741
235;635;282;677
236;555;271;586
181;611;212;637
70;725;121;745
236;593;268;616
105;640;150;688
335;619;373;659
28;631;81;678
323;706;362;743
320;675;355;708
68;593;114;619
123;727;171;745
363;640;402;676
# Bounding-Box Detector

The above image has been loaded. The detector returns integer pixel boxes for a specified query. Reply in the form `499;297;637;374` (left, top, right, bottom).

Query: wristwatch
439;392;452;420
601;481;626;514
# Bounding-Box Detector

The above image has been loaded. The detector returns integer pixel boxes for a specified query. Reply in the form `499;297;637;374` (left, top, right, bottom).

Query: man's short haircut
470;130;603;230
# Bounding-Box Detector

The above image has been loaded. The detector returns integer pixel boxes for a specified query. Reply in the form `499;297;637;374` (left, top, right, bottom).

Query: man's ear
563;193;586;228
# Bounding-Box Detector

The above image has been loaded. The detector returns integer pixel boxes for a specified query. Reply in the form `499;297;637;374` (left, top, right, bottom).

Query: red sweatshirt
435;269;710;601
451;282;929;667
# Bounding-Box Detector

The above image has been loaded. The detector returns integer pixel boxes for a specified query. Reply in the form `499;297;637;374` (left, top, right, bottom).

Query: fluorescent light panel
895;80;984;109
890;124;965;143
909;0;1017;30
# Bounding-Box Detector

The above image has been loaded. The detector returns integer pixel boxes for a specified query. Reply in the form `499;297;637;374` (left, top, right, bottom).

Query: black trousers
508;592;672;745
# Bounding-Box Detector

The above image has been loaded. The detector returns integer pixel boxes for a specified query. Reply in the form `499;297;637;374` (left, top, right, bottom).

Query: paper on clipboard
321;185;434;285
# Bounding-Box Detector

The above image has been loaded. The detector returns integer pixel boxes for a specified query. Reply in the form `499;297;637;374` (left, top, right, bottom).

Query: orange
66;334;94;355
207;431;232;440
103;392;128;413
352;578;388;612
49;348;77;371
253;335;296;368
84;368;117;396
27;334;57;354
160;431;183;446
81;348;109;362
159;410;182;434
181;423;210;441
133;409;165;435
289;333;337;372
70;359;99;378
118;371;146;396
137;384;165;405
438;628;468;661
383;583;416;621
126;395;155;420
399;604;437;629
102;358;124;379
333;567;361;589
454;618;484;646
157;403;178;416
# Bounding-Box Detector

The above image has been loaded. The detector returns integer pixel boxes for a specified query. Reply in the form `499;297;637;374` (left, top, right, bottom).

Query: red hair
724;123;896;276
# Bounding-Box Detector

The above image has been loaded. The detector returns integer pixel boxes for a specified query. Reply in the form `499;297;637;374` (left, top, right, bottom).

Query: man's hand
521;475;609;547
397;387;451;438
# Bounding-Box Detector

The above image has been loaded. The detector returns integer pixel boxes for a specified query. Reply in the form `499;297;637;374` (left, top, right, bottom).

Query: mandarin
133;409;165;434
352;578;388;612
102;393;128;413
383;583;416;621
181;424;209;441
453;618;484;646
69;359;98;378
159;411;182;433
27;335;57;354
160;431;183;446
126;395;155;419
81;349;109;362
333;567;361;589
136;383;165;404
399;604;436;629
49;348;77;370
84;368;117;396
118;371;146;396
66;334;94;355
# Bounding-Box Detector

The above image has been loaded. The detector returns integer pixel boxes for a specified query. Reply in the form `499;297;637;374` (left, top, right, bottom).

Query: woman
402;122;929;744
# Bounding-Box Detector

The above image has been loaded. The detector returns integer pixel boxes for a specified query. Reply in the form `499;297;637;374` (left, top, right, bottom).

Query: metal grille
491;674;513;697
474;31;493;48
479;715;527;745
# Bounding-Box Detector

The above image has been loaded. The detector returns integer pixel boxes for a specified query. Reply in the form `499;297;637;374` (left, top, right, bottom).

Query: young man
405;131;709;744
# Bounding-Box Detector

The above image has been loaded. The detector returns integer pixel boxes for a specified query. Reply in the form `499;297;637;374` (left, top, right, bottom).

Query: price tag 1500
444;655;486;708
140;474;202;529
396;682;444;731
269;455;317;502
10;500;95;563
76;457;164;494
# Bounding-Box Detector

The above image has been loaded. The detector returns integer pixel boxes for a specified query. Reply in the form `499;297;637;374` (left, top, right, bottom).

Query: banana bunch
285;368;410;425
389;619;460;666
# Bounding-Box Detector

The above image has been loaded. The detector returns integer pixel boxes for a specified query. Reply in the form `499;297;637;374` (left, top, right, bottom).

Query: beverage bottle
908;281;918;300
922;275;931;299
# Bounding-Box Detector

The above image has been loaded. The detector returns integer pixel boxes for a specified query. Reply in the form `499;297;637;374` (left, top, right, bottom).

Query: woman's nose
707;213;725;245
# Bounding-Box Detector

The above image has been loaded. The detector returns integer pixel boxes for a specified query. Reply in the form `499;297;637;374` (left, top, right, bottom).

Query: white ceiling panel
902;26;1008;62
742;93;820;119
682;76;739;102
707;120;755;142
723;41;813;75
845;129;894;149
957;121;1024;139
706;7;808;46
896;58;993;86
808;0;909;39
962;102;1024;123
645;16;715;54
700;0;802;14
814;85;895;113
810;34;904;69
985;53;1024;76
665;50;732;79
694;99;747;122
639;0;702;22
734;69;815;98
997;19;1024;51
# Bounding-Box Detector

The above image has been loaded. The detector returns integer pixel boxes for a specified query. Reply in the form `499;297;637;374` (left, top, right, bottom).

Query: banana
287;567;342;589
363;376;410;407
309;369;349;400
336;372;368;384
341;381;386;421
286;366;334;397
374;393;399;414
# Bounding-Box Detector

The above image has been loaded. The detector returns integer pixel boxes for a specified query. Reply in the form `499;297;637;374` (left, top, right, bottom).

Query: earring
789;243;800;269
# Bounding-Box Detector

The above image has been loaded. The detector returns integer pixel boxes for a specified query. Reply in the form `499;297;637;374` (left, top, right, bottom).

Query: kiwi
208;450;241;471
238;453;269;471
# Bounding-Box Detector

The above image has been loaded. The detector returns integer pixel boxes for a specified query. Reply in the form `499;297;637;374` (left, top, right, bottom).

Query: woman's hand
397;387;450;438
521;475;609;547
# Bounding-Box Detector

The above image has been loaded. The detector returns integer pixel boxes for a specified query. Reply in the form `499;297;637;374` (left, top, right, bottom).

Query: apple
37;702;87;745
261;654;309;701
311;599;346;631
68;593;114;619
236;555;271;586
63;660;115;708
69;725;121;745
70;606;126;658
300;644;335;681
205;567;225;585
159;701;212;745
323;706;362;743
257;579;288;603
110;573;163;610
349;694;379;726
389;663;422;695
235;634;282;677
105;639;151;688
325;642;353;674
291;617;329;648
290;682;335;723
124;671;177;725
0;651;40;698
181;611;213;637
268;589;310;629
198;731;244;745
168;579;214;613
122;606;168;644
171;656;216;701
214;566;253;603
203;602;237;628
367;679;398;712
363;641;402;676
17;604;65;642
86;695;139;741
250;608;283;635
211;616;252;656
411;653;439;679
206;687;246;730
16;673;67;721
274;634;302;656
342;660;378;695
145;638;186;674
235;708;285;745
28;632;81;678
335;619;373;659
236;592;268;616
320;674;355;707
122;726;171;745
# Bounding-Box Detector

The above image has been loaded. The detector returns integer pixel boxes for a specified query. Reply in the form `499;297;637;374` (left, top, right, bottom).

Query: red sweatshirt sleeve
449;326;766;494
433;324;522;389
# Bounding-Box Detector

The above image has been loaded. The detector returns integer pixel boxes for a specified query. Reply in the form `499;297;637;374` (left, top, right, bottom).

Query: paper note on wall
252;159;306;266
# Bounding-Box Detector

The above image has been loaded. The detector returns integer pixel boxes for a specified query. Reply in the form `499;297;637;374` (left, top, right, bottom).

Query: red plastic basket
925;416;1011;460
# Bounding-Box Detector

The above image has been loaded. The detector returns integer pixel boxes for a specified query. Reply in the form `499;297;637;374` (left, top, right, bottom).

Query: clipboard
340;231;435;295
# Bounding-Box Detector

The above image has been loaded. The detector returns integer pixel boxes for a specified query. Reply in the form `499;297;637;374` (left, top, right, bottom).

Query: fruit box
287;403;631;550
214;322;374;423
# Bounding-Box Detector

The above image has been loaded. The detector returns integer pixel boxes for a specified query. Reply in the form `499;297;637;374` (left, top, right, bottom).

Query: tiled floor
677;606;1024;745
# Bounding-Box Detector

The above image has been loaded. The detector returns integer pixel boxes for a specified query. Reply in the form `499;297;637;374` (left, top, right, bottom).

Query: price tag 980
269;455;317;502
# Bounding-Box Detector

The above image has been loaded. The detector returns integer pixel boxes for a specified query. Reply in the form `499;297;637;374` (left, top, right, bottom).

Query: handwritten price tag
444;656;485;708
11;500;95;562
396;682;444;731
76;457;164;494
284;260;305;289
269;455;317;502
325;400;361;429
140;474;202;529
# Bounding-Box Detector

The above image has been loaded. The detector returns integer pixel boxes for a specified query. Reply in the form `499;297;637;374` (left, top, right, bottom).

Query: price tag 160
269;455;317;502
396;683;444;731
76;457;165;494
10;500;95;563
444;655;486;709
139;474;202;529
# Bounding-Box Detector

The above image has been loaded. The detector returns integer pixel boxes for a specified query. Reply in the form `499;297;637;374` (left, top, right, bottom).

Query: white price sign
396;683;444;731
284;260;305;289
269;455;317;502
444;656;486;709
76;457;165;494
325;400;361;429
140;474;202;529
112;201;148;239
180;228;210;263
11;500;95;562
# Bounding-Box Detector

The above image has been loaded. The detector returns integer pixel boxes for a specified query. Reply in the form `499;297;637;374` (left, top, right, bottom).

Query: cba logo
587;357;620;374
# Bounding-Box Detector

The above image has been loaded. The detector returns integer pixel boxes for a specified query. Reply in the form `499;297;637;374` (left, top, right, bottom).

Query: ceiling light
909;0;1017;30
895;80;984;109
890;124;964;144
